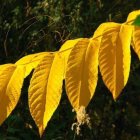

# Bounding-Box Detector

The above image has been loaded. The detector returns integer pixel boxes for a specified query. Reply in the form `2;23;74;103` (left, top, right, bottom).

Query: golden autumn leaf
126;10;140;59
0;10;140;137
126;10;140;24
65;38;99;112
93;23;107;39
132;26;140;59
131;26;140;59
59;38;82;79
98;23;132;100
0;64;25;124
28;53;63;136
16;52;51;78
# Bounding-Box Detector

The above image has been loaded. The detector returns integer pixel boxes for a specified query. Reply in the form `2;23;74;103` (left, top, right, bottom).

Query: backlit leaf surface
65;38;99;111
126;10;140;59
16;52;51;77
28;53;63;136
59;38;82;79
99;23;132;99
0;64;25;124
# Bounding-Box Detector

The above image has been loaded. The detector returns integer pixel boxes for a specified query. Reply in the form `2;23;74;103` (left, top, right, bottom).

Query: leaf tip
39;126;44;137
112;93;119;101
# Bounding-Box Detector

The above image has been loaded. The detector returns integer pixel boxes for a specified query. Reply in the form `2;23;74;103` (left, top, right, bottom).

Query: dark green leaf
132;15;140;26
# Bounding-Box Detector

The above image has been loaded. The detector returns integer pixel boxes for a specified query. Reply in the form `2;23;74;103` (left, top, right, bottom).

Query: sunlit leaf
126;10;140;59
0;64;25;124
28;53;63;136
65;38;99;111
99;23;132;100
126;10;140;24
16;52;52;77
59;38;82;79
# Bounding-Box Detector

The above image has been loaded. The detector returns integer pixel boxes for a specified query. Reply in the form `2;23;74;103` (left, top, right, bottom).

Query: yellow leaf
132;26;140;59
93;22;122;39
16;52;51;78
92;22;119;51
59;38;82;79
99;23;132;100
28;53;63;136
0;64;25;124
65;38;99;111
126;10;140;59
0;64;16;104
93;23;107;39
126;10;140;24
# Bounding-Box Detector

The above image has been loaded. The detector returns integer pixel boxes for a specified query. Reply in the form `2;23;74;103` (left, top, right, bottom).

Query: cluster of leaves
1;1;140;140
0;10;140;139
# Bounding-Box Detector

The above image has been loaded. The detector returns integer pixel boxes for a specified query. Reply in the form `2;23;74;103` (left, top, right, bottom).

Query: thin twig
19;14;54;29
16;18;135;65
4;26;11;57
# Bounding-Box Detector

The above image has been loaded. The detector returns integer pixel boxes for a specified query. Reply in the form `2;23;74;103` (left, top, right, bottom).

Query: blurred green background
0;0;140;139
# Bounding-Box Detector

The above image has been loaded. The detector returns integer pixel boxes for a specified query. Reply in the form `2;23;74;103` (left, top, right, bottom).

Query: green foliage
133;15;140;26
0;0;140;139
